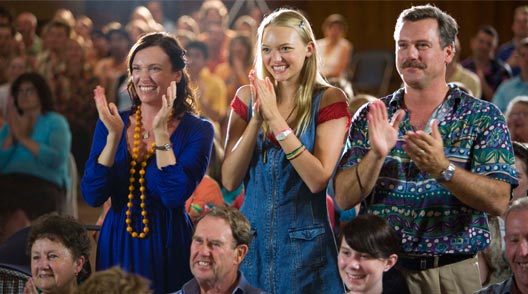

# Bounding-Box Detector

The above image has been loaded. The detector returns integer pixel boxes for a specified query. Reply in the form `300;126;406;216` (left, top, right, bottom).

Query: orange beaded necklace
126;107;155;238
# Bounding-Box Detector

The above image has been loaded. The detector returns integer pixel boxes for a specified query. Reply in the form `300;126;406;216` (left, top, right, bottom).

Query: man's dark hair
477;25;498;41
394;4;458;48
186;40;209;60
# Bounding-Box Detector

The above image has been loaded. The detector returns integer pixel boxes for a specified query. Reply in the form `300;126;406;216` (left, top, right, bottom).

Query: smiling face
338;239;396;294
31;238;84;294
508;102;528;142
261;25;313;84
505;210;528;288
395;18;453;90
189;216;245;289
131;45;182;105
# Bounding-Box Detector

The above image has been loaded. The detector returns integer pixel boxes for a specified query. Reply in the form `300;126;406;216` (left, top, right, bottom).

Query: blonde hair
254;8;330;135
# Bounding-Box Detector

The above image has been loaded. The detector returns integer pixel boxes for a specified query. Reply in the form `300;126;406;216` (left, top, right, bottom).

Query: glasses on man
509;112;528;120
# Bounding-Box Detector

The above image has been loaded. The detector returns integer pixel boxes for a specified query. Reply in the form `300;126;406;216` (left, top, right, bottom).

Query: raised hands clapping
367;100;405;159
93;85;124;138
153;81;176;134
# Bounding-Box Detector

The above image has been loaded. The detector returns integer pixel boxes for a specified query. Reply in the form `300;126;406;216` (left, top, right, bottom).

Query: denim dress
240;89;344;294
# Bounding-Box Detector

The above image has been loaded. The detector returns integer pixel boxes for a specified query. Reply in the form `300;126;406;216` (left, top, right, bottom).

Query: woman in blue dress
222;8;350;294
81;32;214;294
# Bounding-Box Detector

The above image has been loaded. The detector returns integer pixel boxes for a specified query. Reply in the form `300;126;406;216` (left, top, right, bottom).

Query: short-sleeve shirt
340;84;518;255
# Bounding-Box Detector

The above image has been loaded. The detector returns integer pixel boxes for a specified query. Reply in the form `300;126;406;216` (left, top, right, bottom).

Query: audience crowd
0;1;527;294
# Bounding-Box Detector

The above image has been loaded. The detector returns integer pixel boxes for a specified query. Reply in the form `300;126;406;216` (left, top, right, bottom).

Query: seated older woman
23;213;91;294
338;214;404;294
505;96;528;143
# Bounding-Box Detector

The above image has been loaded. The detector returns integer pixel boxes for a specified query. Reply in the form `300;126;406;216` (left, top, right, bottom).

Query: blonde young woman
222;8;350;294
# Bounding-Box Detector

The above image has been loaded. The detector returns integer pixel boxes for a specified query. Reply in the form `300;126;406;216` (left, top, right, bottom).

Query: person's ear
173;70;183;83
305;41;314;58
383;254;398;272
444;42;455;65
234;244;248;265
74;255;86;276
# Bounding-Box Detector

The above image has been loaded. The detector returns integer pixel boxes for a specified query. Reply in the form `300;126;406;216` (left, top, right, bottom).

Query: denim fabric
240;89;344;294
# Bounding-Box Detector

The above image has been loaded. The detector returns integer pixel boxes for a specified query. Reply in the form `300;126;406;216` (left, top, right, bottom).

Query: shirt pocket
288;224;327;268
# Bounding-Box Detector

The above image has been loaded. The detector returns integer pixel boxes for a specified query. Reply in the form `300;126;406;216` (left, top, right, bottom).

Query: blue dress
81;111;214;294
240;89;344;294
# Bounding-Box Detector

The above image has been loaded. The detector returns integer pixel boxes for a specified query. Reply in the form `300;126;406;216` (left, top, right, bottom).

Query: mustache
402;60;427;69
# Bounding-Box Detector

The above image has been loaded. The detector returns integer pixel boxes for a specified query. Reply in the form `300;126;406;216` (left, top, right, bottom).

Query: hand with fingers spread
93;85;124;137
367;100;405;159
153;81;176;134
403;118;449;176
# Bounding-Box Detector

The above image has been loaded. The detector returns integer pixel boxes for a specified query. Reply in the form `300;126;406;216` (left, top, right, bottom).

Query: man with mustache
335;5;518;293
476;197;528;294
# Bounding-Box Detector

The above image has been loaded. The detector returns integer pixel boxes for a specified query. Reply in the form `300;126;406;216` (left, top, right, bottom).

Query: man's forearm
440;167;510;216
335;151;386;210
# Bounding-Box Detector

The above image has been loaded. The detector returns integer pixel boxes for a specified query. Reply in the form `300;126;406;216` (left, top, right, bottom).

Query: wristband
275;128;293;141
155;143;172;151
285;144;306;160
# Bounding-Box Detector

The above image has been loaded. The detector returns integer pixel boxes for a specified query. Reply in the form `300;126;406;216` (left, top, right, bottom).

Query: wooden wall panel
1;0;519;59
1;0;521;92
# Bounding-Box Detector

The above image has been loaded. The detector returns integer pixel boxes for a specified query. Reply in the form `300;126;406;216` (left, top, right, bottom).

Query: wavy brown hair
127;32;196;118
26;213;91;283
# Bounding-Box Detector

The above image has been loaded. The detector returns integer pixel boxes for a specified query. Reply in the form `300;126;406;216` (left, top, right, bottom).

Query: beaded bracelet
286;144;306;160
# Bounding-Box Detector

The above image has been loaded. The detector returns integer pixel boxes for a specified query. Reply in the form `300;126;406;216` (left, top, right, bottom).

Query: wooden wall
286;1;519;59
1;0;519;58
1;0;522;94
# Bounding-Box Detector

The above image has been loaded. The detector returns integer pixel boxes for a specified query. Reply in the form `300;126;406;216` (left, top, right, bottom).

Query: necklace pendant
143;131;149;139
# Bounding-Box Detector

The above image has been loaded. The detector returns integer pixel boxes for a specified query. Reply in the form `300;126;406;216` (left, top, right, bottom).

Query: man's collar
180;271;253;294
388;84;463;109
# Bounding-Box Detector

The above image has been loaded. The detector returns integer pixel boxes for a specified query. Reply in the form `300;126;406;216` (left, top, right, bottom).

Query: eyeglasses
509;112;528;120
17;87;36;97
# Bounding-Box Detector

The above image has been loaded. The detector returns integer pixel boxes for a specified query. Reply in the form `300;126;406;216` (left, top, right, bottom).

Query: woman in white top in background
316;14;353;79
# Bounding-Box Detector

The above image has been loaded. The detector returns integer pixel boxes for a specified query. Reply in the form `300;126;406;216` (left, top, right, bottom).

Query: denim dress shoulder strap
240;88;344;294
